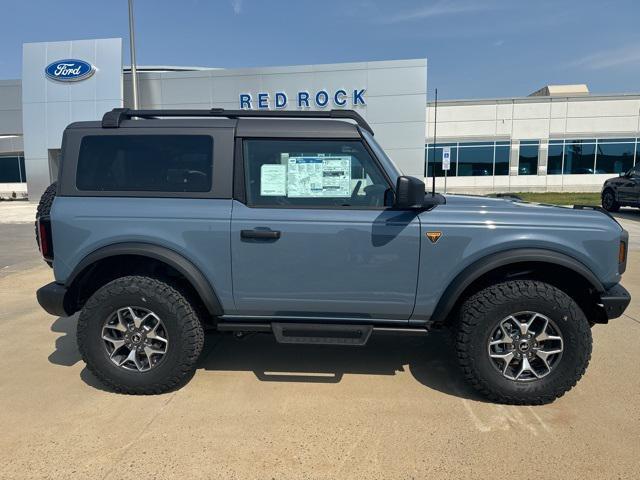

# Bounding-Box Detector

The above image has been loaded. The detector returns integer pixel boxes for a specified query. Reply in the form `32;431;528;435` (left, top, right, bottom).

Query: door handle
241;229;281;240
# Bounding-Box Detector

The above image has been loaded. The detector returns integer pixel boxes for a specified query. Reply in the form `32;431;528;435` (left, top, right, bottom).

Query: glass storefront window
457;144;494;176
494;145;510;175
426;138;638;178
0;156;23;183
547;143;563;174
595;141;635;173
19;157;26;182
600;138;635;143
518;141;539;175
563;140;596;174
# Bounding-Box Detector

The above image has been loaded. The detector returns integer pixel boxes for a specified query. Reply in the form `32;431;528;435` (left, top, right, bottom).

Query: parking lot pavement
0;215;638;479
0;200;36;224
0;202;40;277
614;208;640;251
0;222;41;277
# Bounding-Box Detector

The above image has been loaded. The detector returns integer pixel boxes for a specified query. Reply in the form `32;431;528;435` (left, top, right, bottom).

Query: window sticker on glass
287;156;351;197
260;164;287;196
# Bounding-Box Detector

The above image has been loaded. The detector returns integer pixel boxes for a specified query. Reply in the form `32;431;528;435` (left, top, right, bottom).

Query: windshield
361;130;402;185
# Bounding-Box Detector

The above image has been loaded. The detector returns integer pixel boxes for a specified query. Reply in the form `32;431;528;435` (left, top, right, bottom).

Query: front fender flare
430;248;605;324
66;242;223;316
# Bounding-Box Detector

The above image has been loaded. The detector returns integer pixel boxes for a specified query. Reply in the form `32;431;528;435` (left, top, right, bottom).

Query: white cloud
232;0;242;15
378;1;498;24
569;45;640;70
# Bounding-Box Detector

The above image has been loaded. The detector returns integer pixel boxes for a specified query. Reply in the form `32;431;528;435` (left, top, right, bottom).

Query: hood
604;174;623;183
442;193;570;209
434;193;622;231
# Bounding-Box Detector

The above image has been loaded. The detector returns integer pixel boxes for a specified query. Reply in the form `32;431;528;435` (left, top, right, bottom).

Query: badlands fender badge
426;231;442;244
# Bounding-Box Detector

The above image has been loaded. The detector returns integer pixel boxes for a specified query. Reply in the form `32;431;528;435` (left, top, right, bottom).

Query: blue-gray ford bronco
35;108;631;404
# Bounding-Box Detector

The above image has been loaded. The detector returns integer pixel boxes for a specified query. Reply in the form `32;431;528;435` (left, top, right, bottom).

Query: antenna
431;88;438;196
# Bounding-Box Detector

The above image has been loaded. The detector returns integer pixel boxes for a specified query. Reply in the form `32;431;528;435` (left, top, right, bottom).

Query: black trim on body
232;137;246;204
66;243;224;316
599;283;631;320
430;248;606;324
37;282;70;317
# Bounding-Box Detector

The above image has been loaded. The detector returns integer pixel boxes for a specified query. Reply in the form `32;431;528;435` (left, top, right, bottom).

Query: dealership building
1;37;639;201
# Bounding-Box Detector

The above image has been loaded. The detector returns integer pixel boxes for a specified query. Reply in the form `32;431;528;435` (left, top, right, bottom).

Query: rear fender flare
66;242;223;316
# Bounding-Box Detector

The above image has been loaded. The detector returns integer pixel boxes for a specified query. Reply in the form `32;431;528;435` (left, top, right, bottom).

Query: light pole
128;0;139;109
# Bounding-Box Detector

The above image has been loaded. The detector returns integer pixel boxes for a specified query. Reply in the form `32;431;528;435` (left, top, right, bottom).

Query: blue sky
1;0;639;99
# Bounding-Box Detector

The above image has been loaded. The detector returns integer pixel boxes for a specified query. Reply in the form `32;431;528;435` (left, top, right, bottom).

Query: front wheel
602;189;620;212
77;276;204;394
455;280;592;405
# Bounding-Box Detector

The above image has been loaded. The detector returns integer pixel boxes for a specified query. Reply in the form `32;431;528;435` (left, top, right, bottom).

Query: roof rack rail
101;107;374;134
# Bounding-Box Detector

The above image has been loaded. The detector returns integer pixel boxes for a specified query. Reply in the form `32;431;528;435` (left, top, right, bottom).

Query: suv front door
230;138;421;321
618;166;640;205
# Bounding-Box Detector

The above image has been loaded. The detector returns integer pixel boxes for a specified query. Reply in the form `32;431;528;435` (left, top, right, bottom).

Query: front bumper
599;283;631;320
36;282;70;317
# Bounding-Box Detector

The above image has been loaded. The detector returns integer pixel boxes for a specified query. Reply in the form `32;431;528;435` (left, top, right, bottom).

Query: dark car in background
602;165;640;212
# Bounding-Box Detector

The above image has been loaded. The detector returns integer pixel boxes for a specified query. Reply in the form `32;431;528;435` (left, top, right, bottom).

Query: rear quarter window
76;135;213;192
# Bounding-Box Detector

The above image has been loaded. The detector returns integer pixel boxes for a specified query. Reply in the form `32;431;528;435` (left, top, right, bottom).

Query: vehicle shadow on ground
613;208;640;222
48;315;81;367
48;315;117;392
197;330;486;402
47;316;485;401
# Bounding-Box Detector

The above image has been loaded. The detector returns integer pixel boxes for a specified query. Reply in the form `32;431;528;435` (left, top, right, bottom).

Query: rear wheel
34;182;58;266
455;280;592;405
601;189;620;212
77;276;204;394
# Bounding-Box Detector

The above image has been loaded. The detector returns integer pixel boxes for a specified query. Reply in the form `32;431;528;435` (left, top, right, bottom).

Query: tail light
38;216;54;262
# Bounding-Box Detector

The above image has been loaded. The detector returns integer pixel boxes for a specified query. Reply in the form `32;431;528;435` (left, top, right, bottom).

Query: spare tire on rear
35;182;57;266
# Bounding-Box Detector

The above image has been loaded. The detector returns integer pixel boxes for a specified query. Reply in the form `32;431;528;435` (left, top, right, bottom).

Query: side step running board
215;322;429;346
272;323;372;346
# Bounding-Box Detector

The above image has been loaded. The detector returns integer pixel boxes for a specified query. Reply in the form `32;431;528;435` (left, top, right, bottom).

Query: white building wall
21;38;123;201
124;59;428;176
427;95;640;193
0;80;22;136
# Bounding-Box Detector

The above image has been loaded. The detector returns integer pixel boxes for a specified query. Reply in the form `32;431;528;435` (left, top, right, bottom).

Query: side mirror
394;176;425;209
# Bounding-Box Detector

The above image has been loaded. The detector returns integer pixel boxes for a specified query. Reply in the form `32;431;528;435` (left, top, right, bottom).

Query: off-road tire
77;276;205;394
601;188;620;212
455;280;592;405
34;182;58;266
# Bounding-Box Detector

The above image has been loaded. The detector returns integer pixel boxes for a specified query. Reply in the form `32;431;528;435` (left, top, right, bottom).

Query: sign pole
128;0;139;110
431;88;438;196
442;145;451;195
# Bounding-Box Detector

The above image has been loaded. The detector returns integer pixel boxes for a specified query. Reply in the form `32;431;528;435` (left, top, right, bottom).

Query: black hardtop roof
102;108;372;133
67;108;372;137
66;117;362;138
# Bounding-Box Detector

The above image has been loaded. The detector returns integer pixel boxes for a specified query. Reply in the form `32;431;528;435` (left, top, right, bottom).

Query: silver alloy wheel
487;311;563;382
101;306;169;372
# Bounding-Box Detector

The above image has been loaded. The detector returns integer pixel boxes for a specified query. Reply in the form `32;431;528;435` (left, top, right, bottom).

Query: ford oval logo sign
45;59;95;82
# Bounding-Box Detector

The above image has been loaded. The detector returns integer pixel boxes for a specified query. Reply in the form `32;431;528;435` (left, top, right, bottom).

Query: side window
76;135;213;192
243;139;390;208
